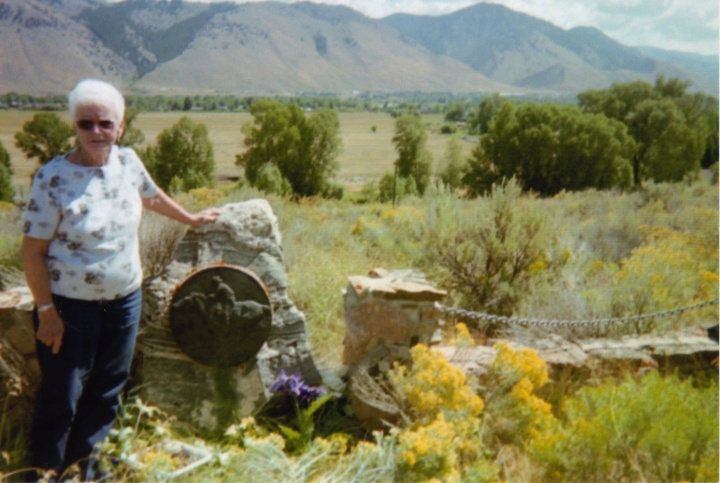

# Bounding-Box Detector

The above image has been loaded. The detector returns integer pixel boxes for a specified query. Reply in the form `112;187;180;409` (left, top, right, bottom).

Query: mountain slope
381;3;717;93
0;0;715;96
0;0;514;95
133;2;512;94
637;46;718;86
0;0;136;95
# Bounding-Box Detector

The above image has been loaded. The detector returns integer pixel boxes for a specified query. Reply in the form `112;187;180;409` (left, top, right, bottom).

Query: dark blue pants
30;288;141;479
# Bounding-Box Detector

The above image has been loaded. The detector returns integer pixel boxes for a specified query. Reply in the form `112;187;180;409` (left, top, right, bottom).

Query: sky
188;0;719;56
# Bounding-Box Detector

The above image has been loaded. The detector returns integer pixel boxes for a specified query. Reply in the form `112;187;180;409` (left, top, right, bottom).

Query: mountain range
0;0;717;96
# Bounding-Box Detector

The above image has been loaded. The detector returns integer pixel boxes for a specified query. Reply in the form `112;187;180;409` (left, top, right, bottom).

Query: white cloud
484;0;718;54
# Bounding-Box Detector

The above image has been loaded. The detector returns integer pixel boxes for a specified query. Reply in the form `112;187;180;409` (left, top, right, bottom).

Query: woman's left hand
190;208;222;227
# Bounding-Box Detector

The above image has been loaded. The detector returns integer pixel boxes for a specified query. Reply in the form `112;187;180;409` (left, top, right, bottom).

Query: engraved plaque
169;265;273;367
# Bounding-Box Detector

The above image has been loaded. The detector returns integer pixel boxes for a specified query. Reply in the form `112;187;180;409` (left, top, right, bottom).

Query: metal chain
437;298;719;328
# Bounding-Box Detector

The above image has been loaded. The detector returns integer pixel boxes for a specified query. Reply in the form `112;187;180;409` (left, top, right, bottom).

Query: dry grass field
0;110;475;194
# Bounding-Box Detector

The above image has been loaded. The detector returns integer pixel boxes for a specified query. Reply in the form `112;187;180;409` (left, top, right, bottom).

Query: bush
480;342;553;449
610;224;718;330
0;163;14;203
377;173;417;203
254;163;292;197
0;142;14;202
0;203;22;281
358;180;379;203
530;371;719;482
439;124;456;134
388;344;497;482
426;179;550;317
320;181;344;200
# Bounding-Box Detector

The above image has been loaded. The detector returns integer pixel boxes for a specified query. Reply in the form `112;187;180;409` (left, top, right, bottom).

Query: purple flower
270;370;327;407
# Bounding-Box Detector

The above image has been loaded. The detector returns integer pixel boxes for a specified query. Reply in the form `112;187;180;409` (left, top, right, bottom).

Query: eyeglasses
76;120;116;131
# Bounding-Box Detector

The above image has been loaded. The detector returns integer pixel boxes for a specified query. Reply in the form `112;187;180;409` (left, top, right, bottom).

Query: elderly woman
22;79;220;479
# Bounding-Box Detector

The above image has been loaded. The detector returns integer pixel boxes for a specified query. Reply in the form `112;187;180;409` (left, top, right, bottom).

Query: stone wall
341;269;719;428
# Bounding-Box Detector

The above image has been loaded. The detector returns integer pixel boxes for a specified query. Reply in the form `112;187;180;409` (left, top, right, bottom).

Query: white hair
68;79;125;122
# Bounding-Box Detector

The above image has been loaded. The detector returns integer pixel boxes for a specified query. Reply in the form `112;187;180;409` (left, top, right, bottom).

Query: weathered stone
347;343;408;430
435;346;497;377
138;199;320;431
342;269;447;366
343;301;411;365
0;286;38;364
347;274;447;302
432;329;717;380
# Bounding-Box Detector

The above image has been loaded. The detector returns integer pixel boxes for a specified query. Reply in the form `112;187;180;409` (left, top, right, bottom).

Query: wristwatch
37;303;55;313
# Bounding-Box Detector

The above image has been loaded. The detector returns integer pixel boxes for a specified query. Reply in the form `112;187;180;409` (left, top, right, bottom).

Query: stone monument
137;199;320;431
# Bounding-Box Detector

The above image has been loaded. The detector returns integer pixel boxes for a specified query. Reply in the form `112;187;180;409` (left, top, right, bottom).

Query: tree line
453;76;718;197
1;76;717;204
0;92;465;115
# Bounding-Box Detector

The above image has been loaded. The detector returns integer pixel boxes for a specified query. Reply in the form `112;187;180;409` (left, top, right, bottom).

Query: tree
392;115;432;195
465;102;635;196
378;173;417;203
0;140;12;173
444;103;466;123
578;76;713;184
469;93;508;135
700;96;719;168
14;112;73;168
148;116;215;192
281;107;342;197
437;138;467;193
237;100;342;198
676;91;718;169
117;108;146;149
578;80;658;122
0;142;14;202
625;98;705;183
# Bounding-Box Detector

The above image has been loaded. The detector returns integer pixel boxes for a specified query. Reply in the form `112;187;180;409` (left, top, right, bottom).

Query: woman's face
73;102;124;153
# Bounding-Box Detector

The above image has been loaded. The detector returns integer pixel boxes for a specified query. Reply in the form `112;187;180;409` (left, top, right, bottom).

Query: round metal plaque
169;265;273;367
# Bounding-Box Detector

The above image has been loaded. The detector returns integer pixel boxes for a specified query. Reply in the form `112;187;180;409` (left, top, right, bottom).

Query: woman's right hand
22;236;64;354
37;307;64;354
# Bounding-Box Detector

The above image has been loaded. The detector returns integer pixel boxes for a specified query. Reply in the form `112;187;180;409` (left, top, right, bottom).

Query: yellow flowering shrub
388;344;496;482
481;342;554;447
389;344;484;422
312;433;349;455
451;322;474;347
612;225;719;330
224;416;270;445
173;187;226;212
397;413;460;481
492;341;549;390
350;216;365;235
380;206;424;224
188;187;226;207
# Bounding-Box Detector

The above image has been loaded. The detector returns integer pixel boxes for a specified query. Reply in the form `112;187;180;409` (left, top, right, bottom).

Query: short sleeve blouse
23;146;160;300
